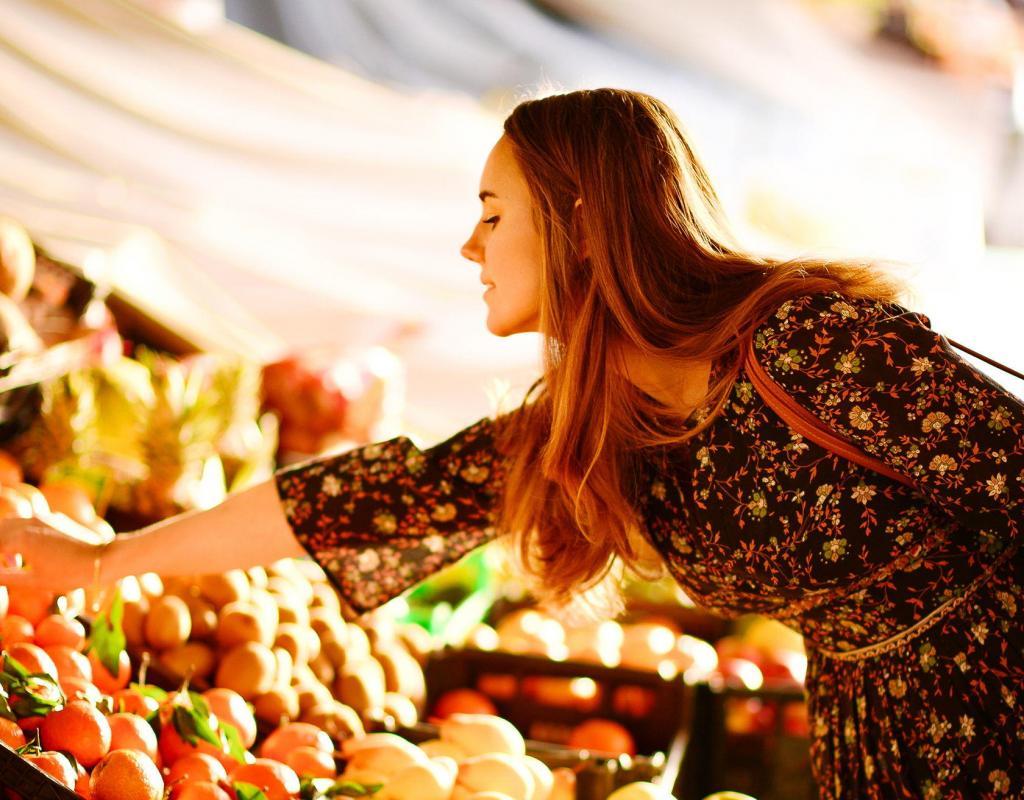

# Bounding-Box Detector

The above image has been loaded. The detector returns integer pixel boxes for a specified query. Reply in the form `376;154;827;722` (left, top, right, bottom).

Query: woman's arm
0;479;306;592
104;479;308;581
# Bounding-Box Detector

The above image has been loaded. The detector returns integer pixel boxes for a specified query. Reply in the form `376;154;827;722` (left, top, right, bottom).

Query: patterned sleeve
274;416;506;617
756;292;1024;536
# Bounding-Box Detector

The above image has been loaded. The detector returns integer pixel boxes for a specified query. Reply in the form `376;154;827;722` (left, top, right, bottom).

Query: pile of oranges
0;588;361;799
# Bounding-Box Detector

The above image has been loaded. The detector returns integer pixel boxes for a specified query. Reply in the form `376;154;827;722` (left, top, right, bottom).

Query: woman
2;89;1021;798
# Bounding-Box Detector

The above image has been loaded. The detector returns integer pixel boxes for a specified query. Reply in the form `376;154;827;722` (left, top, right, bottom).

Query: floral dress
276;292;1024;799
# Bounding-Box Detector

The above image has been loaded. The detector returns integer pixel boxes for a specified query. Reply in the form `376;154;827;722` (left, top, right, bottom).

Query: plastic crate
680;680;816;800
424;647;691;797
0;741;79;799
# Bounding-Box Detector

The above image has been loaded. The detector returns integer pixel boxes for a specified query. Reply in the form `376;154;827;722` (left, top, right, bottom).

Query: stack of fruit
109;558;429;732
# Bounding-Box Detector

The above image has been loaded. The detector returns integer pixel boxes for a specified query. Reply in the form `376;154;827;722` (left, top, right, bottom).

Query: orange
0;450;22;486
432;687;497;718
7;587;56;626
229;759;300;800
201;688;257;748
108;712;159;760
24;751;76;788
39;699;112;768
283;745;336;779
39;481;97;526
6;641;59;680
112;688;160;719
89;648;131;693
258;721;332;763
45;644;93;682
0;585;7;617
166;752;229;785
0;614;34;645
157;711;231;770
74;760;92;798
170;782;233;800
59;675;103;704
16;715;44;736
0;717;25;748
34;614;86;650
567;718;636;756
89;748;164;800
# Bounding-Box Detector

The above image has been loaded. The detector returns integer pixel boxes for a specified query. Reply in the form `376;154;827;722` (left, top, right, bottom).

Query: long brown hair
495;88;901;610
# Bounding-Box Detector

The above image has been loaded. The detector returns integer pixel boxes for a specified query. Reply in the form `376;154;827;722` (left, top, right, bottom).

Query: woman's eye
482;216;499;227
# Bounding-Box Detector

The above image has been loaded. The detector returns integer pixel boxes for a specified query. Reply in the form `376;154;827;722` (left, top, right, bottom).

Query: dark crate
424;647;690;797
0;741;79;800
680;680;816;800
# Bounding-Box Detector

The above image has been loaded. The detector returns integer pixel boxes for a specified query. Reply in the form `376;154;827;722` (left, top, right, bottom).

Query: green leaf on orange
172;703;222;750
86;588;126;678
234;782;270;800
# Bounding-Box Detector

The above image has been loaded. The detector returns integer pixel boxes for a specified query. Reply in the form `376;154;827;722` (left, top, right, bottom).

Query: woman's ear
572;198;589;261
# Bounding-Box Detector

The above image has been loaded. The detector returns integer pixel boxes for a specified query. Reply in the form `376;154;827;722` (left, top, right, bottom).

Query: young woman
2;89;1021;798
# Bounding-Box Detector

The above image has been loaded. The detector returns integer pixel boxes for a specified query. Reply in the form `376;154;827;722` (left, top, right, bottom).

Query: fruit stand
0;216;808;800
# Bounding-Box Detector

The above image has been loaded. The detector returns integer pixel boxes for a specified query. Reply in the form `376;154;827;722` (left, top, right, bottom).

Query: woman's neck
617;347;713;418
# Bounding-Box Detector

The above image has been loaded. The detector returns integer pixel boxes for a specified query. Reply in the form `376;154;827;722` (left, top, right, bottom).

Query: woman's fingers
0;516;101;591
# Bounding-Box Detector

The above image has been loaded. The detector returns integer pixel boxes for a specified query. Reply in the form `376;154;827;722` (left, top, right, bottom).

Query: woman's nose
460;234;482;263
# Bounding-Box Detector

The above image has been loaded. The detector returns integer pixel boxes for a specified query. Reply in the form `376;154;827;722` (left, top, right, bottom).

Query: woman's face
461;136;543;337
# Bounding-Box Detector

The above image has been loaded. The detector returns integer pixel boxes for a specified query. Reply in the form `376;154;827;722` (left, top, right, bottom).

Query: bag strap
946;338;1024;382
742;339;917;490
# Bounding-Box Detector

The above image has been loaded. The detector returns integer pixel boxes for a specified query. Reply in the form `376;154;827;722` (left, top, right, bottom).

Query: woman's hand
0;514;113;593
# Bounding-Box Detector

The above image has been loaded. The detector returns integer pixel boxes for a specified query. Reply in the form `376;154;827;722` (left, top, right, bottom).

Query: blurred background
1;0;1021;440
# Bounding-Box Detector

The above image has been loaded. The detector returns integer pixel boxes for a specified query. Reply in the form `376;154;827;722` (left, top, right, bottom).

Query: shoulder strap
742;340;918;490
946;338;1024;382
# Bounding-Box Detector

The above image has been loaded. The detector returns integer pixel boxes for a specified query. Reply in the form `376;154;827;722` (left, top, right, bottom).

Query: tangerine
158;709;231;769
432;687;497;718
258;721;332;763
89;748;164;800
166;752;229;785
170;781;233;800
74;760;92;798
229;758;300;800
39;699;111;767
112;688;160;719
6;642;59;680
59;675;103;704
566;718;636;756
24;751;76;788
7;587;56;626
0;615;34;646
0;717;25;748
88;648;131;693
201;687;257;748
108;711;159;760
34;614;86;650
283;745;336;779
44;644;92;682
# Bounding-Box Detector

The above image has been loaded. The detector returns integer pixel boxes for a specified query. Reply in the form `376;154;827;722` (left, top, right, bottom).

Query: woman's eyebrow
479;190;498;201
